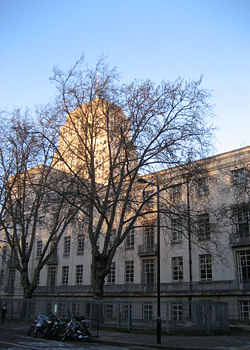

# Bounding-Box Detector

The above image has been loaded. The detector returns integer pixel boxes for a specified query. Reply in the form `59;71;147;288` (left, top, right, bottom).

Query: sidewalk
1;320;250;350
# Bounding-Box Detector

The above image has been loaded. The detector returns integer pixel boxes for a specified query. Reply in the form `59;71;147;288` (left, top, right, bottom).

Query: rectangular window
125;227;134;249
231;168;247;186
172;257;183;282
77;234;84;254
106;262;115;285
197;178;209;195
143;224;155;249
37;240;42;257
64;236;71;256
62;266;69;285
234;205;250;238
198;213;210;240
125;261;134;284
237;250;250;283
72;303;80;316
200;254;212;281
171;218;183;243
171;302;183;321
75;265;83;285
239;300;250;320
143;190;154;208
104;304;113;319
143;259;155;288
143;302;153;320
48;266;56;286
171;184;182;201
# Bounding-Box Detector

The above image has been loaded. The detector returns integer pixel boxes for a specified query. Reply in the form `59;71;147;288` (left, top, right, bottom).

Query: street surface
0;329;144;350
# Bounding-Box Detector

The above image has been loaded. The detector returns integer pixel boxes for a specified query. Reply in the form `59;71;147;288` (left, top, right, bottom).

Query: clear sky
0;0;249;155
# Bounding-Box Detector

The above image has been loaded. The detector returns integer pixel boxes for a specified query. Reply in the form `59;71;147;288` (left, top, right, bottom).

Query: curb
89;337;225;350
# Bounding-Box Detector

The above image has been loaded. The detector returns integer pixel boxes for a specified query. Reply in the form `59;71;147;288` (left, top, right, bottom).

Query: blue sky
0;0;249;154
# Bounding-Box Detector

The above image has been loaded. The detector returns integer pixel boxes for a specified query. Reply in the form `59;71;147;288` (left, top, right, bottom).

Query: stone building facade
0;101;249;321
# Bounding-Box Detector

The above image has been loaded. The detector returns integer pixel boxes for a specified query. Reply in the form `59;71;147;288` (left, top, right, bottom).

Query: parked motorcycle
27;313;49;338
28;314;91;342
58;319;89;341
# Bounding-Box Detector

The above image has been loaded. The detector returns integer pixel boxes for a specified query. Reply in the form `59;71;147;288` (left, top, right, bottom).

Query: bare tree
0;109;77;298
49;57;214;298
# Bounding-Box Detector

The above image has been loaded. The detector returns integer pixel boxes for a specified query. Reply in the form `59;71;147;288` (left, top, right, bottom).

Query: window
72;303;80;316
239;300;250;320
198;213;210;240
234;205;250;238
62;266;69;285
125;261;134;284
237;250;250;283
197;178;209;195
143;303;153;320
0;270;4;286
37;241;42;257
143;259;155;288
108;230;116;249
48;266;56;286
200;254;212;281
172;257;183;282
231;168;247;186
171;302;183;321
172;184;182;201
77;234;84;254
76;265;83;285
143;190;154;208
125;227;134;249
105;304;113;319
171;218;183;243
64;236;71;256
106;262;115;285
143;224;155;249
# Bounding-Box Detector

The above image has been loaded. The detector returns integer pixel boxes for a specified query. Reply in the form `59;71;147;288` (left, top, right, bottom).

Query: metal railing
0;298;229;333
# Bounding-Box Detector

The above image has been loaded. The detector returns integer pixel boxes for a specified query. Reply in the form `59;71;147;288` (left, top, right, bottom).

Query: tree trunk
91;255;108;299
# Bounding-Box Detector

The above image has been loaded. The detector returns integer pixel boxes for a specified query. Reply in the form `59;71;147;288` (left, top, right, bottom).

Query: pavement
1;319;250;350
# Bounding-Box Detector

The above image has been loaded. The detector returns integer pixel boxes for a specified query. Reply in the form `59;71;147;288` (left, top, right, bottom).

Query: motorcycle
27;313;49;338
58;318;90;341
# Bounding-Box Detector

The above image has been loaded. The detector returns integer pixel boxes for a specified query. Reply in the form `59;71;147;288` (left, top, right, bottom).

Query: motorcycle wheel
27;325;35;337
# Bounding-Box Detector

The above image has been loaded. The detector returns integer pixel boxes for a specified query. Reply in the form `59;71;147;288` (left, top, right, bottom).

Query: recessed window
171;218;183;243
171;184;182;201
125;261;134;284
62;266;69;285
200;254;212;281
197;178;209;195
172;257;183;282
198;213;210;240
106;262;115;285
234;205;249;238
75;265;83;285
64;236;71;256
77;234;85;254
237;250;250;283
125;227;135;249
231;168;247;186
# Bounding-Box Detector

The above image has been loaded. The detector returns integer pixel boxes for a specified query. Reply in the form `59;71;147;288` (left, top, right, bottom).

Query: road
0;328;144;350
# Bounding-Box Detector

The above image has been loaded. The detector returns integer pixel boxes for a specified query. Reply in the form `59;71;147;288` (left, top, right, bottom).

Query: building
0;100;249;322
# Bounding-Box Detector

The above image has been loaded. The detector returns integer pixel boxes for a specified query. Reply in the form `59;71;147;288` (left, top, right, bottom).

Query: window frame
199;254;212;281
172;256;183;282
